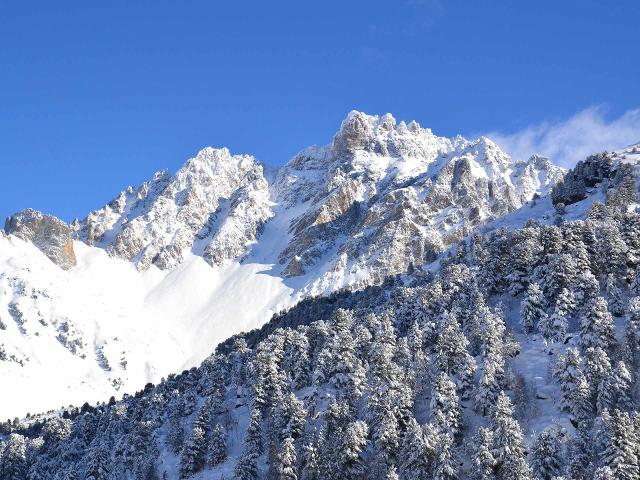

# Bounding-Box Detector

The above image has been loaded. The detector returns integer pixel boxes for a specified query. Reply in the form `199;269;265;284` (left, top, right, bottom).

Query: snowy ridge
1;111;567;417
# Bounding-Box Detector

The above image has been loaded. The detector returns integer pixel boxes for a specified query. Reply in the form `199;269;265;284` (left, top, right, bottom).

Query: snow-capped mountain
74;111;564;293
0;111;566;417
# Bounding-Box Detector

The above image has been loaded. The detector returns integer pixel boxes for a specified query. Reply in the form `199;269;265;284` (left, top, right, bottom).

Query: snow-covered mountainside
1;112;566;418
7;145;640;480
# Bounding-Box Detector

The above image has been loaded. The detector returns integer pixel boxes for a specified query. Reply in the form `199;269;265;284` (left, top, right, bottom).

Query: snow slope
0;236;293;418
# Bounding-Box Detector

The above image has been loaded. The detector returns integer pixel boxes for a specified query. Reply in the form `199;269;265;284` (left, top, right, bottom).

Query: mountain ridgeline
2;113;640;479
0;112;567;418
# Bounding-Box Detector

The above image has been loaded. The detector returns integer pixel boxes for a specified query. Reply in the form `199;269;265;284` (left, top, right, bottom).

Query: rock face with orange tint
4;208;77;269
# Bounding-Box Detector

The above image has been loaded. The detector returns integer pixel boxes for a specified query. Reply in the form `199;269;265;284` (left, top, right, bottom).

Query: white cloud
486;106;640;167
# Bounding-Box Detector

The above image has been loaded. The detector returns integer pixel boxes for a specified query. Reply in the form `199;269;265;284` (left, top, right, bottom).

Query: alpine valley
2;111;640;480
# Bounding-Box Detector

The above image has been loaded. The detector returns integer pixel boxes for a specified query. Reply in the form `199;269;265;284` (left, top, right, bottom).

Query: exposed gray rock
4;208;77;269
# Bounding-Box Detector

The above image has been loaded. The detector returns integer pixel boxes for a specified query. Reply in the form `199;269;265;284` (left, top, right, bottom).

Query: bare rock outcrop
4;208;77;269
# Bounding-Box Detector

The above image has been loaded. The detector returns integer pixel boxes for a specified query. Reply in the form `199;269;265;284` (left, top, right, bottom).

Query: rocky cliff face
72;147;272;270
4;209;76;269
6;112;565;294
273;112;565;293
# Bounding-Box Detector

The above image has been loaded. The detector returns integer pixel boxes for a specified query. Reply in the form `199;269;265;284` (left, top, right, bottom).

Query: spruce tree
470;427;496;480
606;274;625;317
208;423;227;467
530;425;566;480
491;392;531;480
580;297;615;352
520;283;546;333
278;437;297;480
600;409;640;480
430;372;461;435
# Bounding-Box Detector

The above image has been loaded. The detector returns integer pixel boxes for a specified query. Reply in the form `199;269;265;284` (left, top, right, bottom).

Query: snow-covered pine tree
385;464;400;480
600;409;640;480
179;424;206;478
316;309;366;408
491;392;532;480
606;274;626;317
233;450;258;480
435;312;476;399
584;347;612;408
573;270;600;314
475;352;504;417
208;423;227;467
470;427;496;480
300;433;322;480
430;372;461;435
611;361;632;412
432;431;457;480
554;348;585;414
338;421;368;480
529;425;566;480
400;417;431;480
0;434;27;480
85;438;110;480
630;268;640;296
245;407;264;456
580;297;615;353
520;283;546;333
278;436;297;480
179;402;211;477
566;421;594;480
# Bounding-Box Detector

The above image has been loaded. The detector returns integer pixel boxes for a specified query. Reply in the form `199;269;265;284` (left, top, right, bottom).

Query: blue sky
1;0;639;222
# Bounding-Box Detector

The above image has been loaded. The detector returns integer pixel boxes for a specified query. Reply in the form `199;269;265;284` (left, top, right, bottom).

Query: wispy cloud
486;106;640;167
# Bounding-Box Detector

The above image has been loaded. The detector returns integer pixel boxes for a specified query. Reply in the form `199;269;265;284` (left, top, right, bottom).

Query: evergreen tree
180;404;211;477
234;451;258;480
580;297;615;352
554;348;585;415
316;309;366;407
300;434;322;480
630;269;640;296
566;422;594;480
430;372;461;435
530;425;566;480
520;283;546;333
491;392;531;480
475;353;503;417
385;464;399;480
245;407;264;456
584;347;612;408
400;417;430;480
209;423;227;467
433;431;457;480
339;421;368;480
179;424;206;478
278;437;297;480
600;409;640;480
85;440;110;480
0;434;27;480
606;274;625;317
471;427;496;480
436;312;476;399
593;466;616;480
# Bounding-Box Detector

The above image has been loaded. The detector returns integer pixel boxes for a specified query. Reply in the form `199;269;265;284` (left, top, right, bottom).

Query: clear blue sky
1;0;639;222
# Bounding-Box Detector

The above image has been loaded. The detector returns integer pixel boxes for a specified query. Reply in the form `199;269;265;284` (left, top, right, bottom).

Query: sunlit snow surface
0;237;293;417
